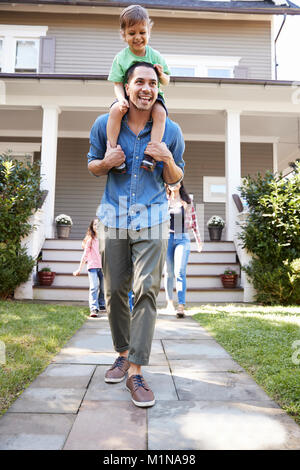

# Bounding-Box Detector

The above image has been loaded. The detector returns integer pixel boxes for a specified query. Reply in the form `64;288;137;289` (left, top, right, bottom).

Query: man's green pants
98;222;168;365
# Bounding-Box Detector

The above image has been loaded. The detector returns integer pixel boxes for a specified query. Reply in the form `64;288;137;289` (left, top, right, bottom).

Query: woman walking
164;182;202;318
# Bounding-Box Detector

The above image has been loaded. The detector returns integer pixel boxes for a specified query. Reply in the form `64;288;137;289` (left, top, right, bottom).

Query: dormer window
164;54;241;78
0;25;48;73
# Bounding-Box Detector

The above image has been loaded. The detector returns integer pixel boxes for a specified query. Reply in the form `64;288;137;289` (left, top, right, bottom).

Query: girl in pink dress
73;218;105;317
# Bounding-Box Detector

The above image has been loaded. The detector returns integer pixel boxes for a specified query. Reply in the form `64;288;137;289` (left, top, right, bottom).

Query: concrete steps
34;239;243;303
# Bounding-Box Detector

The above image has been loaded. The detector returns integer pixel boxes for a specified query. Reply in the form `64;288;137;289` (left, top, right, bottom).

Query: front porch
1;74;300;302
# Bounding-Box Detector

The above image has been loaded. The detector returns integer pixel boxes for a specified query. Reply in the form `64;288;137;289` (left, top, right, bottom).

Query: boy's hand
105;141;126;168
73;269;80;276
118;98;129;113
154;64;163;78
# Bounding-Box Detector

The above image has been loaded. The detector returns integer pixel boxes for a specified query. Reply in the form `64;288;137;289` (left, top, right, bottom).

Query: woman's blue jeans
164;232;191;305
88;268;105;312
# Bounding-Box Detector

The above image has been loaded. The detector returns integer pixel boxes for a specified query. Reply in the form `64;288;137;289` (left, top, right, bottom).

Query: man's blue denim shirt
87;114;185;230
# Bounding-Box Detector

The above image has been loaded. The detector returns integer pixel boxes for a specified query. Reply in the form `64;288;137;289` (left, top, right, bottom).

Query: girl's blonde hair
120;4;153;31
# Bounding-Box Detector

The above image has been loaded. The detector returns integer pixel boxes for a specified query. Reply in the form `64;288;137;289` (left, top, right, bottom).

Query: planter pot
208;226;223;241
221;274;238;289
38;271;56;286
56;224;71;239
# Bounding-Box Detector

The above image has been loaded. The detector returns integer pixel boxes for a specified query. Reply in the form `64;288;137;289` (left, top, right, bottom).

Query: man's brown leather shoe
105;356;130;383
126;374;155;407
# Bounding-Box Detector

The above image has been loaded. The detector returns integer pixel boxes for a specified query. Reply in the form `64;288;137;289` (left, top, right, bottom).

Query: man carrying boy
87;62;185;408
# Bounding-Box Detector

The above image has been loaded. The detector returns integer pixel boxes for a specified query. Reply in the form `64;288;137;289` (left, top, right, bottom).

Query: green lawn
192;304;300;425
0;300;89;415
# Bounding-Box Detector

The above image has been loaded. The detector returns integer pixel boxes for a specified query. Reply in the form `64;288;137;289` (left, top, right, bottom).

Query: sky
275;1;300;81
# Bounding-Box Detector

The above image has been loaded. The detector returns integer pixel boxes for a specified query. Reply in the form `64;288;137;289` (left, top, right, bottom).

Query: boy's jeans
164;232;191;305
88;268;105;312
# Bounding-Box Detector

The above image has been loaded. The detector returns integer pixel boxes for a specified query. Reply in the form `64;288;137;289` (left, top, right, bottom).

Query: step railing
232;193;256;302
14;192;48;300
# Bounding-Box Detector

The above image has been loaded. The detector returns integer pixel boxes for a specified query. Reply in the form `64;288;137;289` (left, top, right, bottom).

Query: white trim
0;25;48;73
270;15;276;80
164;54;241;78
0;142;41;153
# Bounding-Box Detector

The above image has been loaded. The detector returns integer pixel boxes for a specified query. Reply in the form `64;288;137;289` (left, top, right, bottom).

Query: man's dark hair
125;61;159;84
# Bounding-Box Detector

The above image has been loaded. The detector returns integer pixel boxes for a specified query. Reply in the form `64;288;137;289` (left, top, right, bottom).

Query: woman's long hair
166;182;192;205
82;218;98;248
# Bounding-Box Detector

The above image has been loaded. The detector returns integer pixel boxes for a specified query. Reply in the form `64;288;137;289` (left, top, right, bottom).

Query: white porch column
225;109;241;241
40;105;60;238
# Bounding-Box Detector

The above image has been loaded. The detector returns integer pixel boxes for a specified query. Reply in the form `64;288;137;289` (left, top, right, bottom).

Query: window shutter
39;36;55;73
234;66;249;79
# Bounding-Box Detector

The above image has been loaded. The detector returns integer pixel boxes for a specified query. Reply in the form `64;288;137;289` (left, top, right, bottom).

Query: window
0;25;48;73
165;55;241;78
207;68;232;78
15;39;39;72
203;177;226;203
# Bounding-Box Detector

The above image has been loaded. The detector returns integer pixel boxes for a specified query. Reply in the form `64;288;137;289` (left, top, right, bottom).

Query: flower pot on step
38;271;56;286
221;274;238;288
56;224;71;239
208;226;223;241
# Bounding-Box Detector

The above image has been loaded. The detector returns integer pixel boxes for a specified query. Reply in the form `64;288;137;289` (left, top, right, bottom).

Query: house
1;0;300;303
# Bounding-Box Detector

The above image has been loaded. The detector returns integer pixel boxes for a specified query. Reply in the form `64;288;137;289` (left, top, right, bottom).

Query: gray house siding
1;12;272;79
54;138;273;239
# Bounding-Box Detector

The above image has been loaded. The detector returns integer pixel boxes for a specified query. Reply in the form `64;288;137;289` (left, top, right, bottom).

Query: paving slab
153;318;211;340
169;358;245;373
148;401;300;450
7;387;86;414
30;364;95;389
63;332;115;352
63;400;147;450
162;339;232;360
80;317;110;329
171;369;271;402
0;413;75;450
53;339;168;365
84;365;178;402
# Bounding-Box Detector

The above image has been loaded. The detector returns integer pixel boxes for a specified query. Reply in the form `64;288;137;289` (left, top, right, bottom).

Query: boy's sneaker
99;306;106;312
104;356;130;383
126;374;155;408
89;310;99;318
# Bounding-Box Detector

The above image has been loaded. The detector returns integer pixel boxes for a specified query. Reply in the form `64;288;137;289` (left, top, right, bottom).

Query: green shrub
240;163;300;305
0;246;35;299
0;154;42;298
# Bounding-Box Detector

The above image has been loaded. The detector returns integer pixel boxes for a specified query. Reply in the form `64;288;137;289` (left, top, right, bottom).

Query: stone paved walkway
1;310;300;450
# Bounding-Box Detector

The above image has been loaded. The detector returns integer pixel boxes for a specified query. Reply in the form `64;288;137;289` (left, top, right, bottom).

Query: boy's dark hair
125;61;159;84
120;4;153;31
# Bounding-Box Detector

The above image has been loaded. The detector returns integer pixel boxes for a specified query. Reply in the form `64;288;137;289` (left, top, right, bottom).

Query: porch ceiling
1;77;300;172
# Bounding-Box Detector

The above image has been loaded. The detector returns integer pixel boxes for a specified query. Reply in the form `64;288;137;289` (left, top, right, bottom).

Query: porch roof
1;0;299;15
0;72;298;87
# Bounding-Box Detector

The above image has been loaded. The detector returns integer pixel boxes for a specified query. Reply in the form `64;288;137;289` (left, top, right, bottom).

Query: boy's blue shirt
87;114;185;230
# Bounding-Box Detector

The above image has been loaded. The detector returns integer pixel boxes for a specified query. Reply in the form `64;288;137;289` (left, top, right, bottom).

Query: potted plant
55;214;73;238
38;267;56;286
221;268;238;288
207;215;225;241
